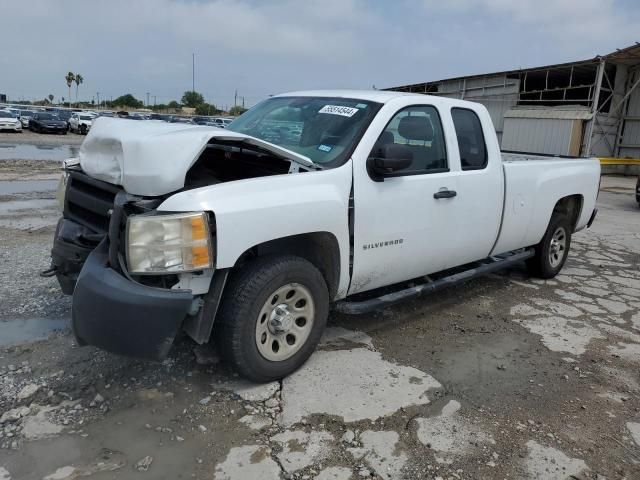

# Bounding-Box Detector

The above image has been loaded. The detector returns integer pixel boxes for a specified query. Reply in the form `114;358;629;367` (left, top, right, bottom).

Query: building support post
585;60;606;156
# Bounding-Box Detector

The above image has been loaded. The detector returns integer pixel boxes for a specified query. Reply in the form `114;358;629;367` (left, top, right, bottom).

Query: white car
0;110;22;132
19;110;37;128
51;90;600;381
68;113;94;134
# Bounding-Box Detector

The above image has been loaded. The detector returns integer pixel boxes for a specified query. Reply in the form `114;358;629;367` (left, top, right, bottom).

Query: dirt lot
0;136;639;479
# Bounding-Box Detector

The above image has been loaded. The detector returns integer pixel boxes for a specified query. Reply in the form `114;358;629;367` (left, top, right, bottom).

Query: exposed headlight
126;212;213;274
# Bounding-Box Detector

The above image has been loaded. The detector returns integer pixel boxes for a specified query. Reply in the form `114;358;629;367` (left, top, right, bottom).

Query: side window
451;108;487;170
370;105;447;175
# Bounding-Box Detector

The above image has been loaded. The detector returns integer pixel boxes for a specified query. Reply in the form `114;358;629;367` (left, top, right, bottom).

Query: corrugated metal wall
502;118;578;155
619;68;640;158
434;74;519;144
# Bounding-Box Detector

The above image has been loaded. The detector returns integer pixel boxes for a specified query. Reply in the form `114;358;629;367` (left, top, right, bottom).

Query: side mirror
367;144;413;181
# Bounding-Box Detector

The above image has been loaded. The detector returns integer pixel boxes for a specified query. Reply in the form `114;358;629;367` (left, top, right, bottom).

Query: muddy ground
0;136;639;479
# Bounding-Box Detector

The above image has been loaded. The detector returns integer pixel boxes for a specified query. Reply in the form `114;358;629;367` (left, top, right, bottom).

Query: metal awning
504;108;593;120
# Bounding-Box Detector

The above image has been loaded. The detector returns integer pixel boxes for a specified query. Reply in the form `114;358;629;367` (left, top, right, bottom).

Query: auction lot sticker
319;105;359;117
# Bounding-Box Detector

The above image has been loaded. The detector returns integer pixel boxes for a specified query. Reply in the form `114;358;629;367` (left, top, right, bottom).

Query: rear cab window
451;108;487;170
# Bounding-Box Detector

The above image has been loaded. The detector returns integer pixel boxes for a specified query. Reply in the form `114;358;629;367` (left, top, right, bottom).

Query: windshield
0;111;18;118
79;115;92;120
227;96;381;166
39;113;58;121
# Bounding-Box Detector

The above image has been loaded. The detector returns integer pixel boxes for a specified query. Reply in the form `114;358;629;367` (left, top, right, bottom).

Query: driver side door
350;104;460;294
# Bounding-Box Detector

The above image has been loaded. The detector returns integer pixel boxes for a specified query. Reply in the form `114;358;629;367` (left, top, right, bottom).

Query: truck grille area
65;171;122;234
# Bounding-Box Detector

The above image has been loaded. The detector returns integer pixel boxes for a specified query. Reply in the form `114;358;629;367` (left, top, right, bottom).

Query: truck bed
491;151;600;256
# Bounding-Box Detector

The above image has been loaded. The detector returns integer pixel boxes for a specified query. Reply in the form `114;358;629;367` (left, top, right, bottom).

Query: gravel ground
0;148;639;479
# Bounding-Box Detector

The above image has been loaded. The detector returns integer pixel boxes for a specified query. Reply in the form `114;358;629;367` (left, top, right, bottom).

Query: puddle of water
0;180;58;194
0;143;79;161
0;318;69;346
0;199;57;213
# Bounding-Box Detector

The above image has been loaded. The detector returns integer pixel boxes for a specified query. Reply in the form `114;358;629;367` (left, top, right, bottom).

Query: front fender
157;161;353;298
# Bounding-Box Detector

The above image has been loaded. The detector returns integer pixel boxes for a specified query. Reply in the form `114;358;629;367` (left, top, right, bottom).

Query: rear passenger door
448;107;503;264
350;105;461;294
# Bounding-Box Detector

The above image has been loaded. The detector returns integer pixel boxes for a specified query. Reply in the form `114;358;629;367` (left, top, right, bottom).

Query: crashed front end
52;168;208;359
49;117;311;360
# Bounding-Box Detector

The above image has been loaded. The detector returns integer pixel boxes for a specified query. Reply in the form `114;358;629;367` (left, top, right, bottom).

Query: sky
2;0;639;109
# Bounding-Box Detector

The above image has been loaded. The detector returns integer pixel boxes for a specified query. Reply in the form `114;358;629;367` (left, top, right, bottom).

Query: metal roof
386;42;640;91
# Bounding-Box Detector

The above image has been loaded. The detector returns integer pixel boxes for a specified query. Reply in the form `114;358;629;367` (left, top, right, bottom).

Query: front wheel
526;213;572;279
216;255;329;382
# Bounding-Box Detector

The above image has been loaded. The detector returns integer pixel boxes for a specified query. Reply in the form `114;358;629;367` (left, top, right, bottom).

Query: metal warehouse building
386;43;640;171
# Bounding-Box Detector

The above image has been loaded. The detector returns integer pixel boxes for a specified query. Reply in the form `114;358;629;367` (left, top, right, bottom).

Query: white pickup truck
48;90;600;381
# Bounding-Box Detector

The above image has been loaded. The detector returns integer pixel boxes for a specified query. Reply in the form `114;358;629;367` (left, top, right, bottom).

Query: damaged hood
79;117;316;196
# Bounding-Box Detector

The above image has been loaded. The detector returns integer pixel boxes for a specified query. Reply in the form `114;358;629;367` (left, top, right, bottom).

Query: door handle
433;189;457;199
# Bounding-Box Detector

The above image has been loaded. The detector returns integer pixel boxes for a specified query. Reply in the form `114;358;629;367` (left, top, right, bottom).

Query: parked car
0;110;22;132
29;112;67;134
50;90;600;381
192;116;217;126
69;113;94;134
636;176;639;207
19;110;37;128
169;116;196;124
214;117;233;128
56;110;73;129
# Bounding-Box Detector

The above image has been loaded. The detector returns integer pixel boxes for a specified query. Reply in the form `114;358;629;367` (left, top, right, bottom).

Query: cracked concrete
415;400;494;465
280;348;441;425
523;440;588;480
213;445;281;480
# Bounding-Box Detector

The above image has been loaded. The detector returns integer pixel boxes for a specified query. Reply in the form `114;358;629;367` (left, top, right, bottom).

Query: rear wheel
526;213;572;279
216;255;329;382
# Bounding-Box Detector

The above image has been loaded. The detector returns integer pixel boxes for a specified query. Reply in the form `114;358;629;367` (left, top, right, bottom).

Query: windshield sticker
318;105;359;117
355;103;368;109
317;144;333;152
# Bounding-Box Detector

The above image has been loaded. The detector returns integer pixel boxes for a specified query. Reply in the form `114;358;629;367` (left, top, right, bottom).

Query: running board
334;249;535;315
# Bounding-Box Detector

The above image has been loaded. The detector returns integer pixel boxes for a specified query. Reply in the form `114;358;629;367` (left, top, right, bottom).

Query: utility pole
96;92;100;109
146;92;150;106
234;89;237;109
192;53;195;92
153;95;156;106
242;96;245;109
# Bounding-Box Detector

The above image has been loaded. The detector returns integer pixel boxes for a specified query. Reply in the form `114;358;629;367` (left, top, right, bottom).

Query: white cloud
1;0;638;105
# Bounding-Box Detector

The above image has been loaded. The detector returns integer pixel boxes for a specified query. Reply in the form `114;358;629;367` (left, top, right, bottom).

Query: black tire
80;125;86;134
215;255;329;382
526;213;572;279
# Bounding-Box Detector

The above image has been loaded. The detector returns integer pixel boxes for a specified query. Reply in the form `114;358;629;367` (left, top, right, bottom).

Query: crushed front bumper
72;240;194;360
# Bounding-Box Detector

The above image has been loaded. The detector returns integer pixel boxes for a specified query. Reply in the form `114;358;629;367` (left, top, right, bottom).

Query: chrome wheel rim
255;283;315;361
549;227;567;268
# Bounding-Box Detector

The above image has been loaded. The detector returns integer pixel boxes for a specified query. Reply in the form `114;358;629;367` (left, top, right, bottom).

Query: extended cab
49;90;600;381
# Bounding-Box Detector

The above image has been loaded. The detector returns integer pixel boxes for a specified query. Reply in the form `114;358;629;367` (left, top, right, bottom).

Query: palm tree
74;74;83;106
48;94;54;104
65;72;75;107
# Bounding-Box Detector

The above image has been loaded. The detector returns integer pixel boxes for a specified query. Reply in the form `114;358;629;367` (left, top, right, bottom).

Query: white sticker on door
318;105;359;117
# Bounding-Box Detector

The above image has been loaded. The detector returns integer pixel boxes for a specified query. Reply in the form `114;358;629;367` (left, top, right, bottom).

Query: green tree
74;74;83;105
113;94;143;109
65;72;75;107
195;103;220;116
48;94;54;104
181;91;205;108
229;105;247;116
167;100;181;109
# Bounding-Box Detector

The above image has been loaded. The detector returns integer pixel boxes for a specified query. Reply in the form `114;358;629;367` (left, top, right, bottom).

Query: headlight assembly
126;212;213;274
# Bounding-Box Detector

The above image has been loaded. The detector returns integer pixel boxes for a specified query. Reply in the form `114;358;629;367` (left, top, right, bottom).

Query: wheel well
234;232;341;299
553;194;583;232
